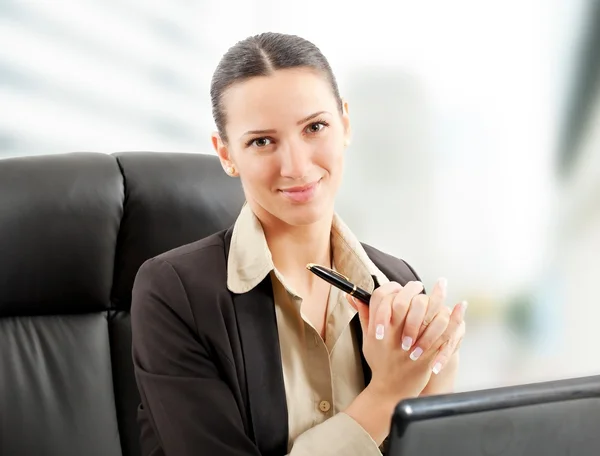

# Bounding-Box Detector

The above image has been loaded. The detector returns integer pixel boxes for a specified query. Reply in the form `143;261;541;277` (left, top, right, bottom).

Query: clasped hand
347;278;467;402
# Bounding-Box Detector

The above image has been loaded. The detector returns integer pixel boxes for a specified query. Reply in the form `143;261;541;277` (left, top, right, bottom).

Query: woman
131;32;467;456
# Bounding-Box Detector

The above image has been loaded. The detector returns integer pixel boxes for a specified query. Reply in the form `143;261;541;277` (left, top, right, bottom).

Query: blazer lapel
232;277;289;456
352;314;372;386
225;227;288;456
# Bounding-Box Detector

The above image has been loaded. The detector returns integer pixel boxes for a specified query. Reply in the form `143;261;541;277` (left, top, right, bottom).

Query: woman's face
212;67;351;227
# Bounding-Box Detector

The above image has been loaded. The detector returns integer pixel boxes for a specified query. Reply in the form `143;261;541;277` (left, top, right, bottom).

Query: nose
279;140;311;180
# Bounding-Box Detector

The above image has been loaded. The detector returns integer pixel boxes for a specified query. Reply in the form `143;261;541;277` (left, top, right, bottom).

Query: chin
272;200;332;227
281;210;323;227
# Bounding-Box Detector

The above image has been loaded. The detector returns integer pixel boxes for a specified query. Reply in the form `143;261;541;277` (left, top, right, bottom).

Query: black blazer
131;226;421;456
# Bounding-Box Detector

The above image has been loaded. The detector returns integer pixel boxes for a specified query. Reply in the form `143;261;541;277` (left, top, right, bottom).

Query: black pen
306;263;380;305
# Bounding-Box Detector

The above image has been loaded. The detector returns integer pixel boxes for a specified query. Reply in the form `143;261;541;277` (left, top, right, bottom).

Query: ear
211;131;238;176
341;98;352;147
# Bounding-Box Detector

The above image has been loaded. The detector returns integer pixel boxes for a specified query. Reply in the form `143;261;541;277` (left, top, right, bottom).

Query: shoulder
151;229;229;279
361;242;422;284
132;229;232;325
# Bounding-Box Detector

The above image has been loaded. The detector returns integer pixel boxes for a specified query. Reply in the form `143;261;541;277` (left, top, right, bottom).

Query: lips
279;180;320;203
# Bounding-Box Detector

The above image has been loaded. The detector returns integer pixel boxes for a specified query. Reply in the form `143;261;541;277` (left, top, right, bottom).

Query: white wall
1;0;598;390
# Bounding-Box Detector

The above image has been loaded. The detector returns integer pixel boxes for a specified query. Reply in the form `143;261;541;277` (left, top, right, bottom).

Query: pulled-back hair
210;32;342;142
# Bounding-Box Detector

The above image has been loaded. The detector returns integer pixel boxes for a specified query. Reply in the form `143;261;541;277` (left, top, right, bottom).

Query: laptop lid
388;375;600;456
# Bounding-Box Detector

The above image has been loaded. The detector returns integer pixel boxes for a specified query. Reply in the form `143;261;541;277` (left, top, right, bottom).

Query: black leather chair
0;152;245;456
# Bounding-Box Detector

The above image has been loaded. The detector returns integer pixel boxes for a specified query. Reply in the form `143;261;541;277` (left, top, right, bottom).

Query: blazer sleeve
131;257;262;456
131;257;383;456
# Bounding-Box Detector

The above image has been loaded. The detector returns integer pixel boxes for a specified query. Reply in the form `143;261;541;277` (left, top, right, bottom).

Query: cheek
316;135;345;173
239;156;279;191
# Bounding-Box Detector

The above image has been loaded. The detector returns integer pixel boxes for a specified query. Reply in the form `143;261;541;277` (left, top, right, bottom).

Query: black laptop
388;375;600;455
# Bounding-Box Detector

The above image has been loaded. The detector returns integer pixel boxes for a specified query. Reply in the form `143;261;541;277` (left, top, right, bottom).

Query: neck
259;210;333;291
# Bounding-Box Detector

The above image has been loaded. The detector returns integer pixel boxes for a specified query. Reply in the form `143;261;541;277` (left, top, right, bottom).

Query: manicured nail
375;324;385;340
460;300;469;318
432;362;442;375
438;277;448;294
409;347;423;360
402;336;413;351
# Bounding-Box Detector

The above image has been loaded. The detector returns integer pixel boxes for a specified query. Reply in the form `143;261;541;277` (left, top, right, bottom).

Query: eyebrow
240;111;331;138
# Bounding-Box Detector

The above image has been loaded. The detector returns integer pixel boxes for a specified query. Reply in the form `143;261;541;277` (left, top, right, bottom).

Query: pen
306;263;380;305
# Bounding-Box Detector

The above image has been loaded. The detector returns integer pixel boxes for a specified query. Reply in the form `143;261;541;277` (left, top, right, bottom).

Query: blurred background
1;0;599;392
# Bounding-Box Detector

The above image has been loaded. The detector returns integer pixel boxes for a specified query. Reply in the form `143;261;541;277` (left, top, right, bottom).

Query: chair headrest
110;152;244;309
0;152;245;317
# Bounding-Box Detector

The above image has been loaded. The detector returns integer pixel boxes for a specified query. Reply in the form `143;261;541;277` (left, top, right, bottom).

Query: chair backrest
0;152;245;456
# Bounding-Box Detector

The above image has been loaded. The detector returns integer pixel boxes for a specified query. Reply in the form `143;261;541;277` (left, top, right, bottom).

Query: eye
305;121;328;134
247;137;272;148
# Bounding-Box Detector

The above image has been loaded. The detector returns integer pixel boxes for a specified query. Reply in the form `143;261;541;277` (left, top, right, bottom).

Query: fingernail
460;300;469;317
438;277;448;294
375;324;385;340
402;336;413;351
432;362;443;375
409;347;423;360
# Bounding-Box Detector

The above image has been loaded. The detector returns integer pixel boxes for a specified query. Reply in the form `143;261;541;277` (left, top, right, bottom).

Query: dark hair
210;32;342;142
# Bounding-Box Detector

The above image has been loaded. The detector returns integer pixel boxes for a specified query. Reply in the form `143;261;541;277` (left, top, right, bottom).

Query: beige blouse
227;203;389;455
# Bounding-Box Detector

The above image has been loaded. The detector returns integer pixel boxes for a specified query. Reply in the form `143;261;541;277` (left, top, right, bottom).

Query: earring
225;165;236;175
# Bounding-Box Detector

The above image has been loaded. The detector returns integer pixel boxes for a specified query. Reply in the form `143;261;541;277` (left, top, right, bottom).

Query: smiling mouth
278;179;321;203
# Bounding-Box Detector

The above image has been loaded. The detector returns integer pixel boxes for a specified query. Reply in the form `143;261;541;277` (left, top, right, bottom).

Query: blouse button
319;400;331;413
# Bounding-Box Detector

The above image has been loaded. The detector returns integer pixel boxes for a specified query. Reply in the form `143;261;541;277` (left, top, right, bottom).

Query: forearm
289;410;384;456
343;386;399;447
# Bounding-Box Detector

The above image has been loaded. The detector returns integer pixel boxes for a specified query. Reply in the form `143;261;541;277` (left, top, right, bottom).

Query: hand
420;303;467;395
344;279;467;445
347;280;457;403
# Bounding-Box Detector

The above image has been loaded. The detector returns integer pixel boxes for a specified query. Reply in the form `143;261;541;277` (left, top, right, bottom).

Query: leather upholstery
0;152;245;456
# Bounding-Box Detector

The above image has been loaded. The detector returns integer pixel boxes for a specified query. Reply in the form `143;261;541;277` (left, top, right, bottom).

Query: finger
367;282;402;340
407;306;451;361
372;291;397;341
447;318;467;356
431;301;468;374
369;281;403;308
400;294;428;351
453;326;465;353
432;320;466;375
346;294;369;335
390;281;424;329
418;277;447;337
419;300;466;357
